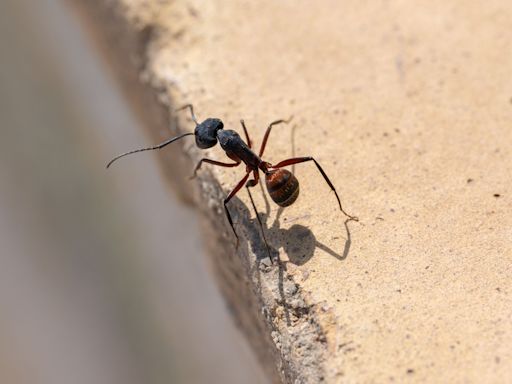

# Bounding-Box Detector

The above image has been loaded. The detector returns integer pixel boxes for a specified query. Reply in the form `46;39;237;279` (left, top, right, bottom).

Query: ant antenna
175;104;199;126
106;132;194;169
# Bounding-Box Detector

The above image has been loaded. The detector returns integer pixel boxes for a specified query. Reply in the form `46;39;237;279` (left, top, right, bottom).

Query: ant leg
190;159;241;179
224;172;251;247
246;170;259;188
240;120;252;148
259;179;271;218
246;171;273;263
272;156;358;221
258;116;293;157
175;104;199;125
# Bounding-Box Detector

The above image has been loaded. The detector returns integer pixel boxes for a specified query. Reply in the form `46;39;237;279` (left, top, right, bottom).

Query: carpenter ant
107;104;358;261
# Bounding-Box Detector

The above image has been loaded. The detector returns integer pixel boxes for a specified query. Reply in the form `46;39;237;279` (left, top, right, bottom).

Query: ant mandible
107;104;358;261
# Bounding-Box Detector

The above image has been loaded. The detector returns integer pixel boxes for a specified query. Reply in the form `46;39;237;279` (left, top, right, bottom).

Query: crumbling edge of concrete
69;2;335;382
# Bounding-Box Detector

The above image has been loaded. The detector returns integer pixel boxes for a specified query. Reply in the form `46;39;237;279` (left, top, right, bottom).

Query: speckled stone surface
80;1;511;382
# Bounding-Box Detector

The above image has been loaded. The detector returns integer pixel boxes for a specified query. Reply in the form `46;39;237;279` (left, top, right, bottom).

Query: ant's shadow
232;181;354;265
231;184;355;326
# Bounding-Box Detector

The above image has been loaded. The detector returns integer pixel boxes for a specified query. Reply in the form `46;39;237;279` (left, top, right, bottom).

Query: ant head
194;118;224;149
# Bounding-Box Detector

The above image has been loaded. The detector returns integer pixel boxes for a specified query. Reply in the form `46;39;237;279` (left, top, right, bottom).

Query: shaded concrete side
0;0;271;383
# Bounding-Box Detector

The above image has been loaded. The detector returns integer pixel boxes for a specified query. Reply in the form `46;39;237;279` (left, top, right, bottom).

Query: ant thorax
218;129;261;169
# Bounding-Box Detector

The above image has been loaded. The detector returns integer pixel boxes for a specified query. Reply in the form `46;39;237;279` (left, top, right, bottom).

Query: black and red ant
107;104;358;261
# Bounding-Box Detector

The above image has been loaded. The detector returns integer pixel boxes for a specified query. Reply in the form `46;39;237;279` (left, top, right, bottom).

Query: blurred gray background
0;1;267;383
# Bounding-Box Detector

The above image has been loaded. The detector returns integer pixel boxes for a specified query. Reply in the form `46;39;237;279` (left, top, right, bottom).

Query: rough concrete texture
78;1;511;382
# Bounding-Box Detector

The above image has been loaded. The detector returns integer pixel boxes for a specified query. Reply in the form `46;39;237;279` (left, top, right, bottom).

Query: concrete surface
76;1;511;383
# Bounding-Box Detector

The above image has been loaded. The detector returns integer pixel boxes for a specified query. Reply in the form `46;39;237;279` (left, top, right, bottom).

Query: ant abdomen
265;169;300;207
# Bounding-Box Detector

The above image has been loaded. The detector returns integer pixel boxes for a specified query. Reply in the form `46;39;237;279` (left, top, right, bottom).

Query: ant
107;104;358;262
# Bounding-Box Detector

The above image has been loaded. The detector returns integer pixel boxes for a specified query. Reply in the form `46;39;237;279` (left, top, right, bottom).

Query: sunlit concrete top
105;0;511;382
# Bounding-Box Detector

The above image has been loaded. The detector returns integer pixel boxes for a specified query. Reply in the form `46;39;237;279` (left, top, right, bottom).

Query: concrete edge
68;1;334;382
